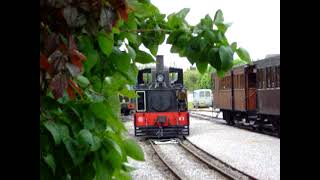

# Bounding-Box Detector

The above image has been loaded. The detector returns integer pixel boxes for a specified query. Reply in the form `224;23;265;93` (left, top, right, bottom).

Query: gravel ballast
187;117;280;180
156;143;228;180
123;120;177;180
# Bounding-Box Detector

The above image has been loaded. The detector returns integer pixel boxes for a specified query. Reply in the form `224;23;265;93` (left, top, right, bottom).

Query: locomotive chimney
156;55;164;72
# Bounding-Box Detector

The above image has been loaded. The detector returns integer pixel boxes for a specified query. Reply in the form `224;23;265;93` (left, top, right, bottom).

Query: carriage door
246;67;257;111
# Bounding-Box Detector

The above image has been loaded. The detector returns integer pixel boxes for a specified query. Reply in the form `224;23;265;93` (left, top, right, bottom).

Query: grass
188;102;193;109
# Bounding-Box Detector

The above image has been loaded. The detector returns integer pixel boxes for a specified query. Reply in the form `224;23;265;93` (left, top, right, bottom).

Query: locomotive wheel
273;117;280;137
224;111;234;125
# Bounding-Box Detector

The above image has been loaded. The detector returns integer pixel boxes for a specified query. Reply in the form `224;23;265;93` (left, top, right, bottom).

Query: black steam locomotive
133;55;189;137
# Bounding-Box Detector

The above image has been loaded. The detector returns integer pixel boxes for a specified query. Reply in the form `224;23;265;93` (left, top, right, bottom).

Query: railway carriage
134;55;189;137
212;55;280;135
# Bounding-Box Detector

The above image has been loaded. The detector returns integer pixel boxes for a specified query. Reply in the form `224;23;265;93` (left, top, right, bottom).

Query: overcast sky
139;0;280;70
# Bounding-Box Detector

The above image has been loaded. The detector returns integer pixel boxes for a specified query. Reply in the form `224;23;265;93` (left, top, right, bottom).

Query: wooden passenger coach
212;55;280;135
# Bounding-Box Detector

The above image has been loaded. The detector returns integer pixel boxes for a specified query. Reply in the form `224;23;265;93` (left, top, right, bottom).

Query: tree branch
121;28;172;33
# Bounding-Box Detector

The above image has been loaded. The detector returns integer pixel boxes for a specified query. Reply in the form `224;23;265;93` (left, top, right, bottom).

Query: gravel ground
123;120;177;180
187;117;280;180
156;143;228;180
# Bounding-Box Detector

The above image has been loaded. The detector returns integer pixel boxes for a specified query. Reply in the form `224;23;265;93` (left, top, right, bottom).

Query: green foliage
135;50;155;64
236;47;251;62
40;0;250;179
123;138;145;161
98;31;114;56
184;66;215;91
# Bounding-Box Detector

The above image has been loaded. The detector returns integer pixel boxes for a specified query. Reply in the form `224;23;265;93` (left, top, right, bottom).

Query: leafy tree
184;69;199;91
40;0;250;179
184;66;215;91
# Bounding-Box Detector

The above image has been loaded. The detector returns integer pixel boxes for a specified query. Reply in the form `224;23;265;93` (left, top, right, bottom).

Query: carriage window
269;67;273;88
235;75;239;89
276;66;280;87
169;72;178;83
200;91;205;97
259;69;266;89
205;91;211;97
257;69;263;89
142;73;152;85
240;74;245;89
220;77;225;90
226;76;230;89
266;67;270;88
272;67;276;88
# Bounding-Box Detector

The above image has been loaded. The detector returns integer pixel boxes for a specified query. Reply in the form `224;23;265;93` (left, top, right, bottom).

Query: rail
179;137;257;180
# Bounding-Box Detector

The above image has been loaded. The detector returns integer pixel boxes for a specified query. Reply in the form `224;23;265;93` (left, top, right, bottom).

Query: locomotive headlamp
156;74;164;82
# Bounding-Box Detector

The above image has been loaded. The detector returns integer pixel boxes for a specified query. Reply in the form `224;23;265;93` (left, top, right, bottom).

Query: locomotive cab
134;55;189;137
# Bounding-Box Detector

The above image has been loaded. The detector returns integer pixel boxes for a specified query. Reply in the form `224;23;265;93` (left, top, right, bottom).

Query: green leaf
148;44;158;56
127;0;159;18
126;13;137;30
109;48;131;73
127;45;136;60
135;50;155;64
217;69;225;77
106;95;121;117
120;85;137;98
78;36;98;73
214;9;224;24
197;14;213;31
236;47;251;62
112;27;120;34
78;129;93;147
203;30;216;42
167;30;185;44
125;32;138;44
91;136;102;151
83;49;99;73
123;63;138;85
123;138;144;161
219;46;234;71
230;42;237;52
85;90;105;103
98;31;114;56
89;102;109;120
216;22;232;34
64;137;86;166
233;59;247;66
44;154;56;174
122;162;136;172
43;121;61;145
117;171;132;180
76;75;90;88
196;61;208;74
208;48;221;70
78;36;94;52
93;153;112;180
103;138;123;168
83;110;96;130
167;8;190;29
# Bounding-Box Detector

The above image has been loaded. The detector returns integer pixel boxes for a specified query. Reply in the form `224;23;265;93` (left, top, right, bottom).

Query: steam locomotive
133;55;189;137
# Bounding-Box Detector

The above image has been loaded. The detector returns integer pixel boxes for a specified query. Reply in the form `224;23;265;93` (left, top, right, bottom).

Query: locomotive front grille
135;126;189;137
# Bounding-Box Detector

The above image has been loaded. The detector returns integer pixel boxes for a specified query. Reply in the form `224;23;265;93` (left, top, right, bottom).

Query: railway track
190;111;279;138
149;138;257;180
